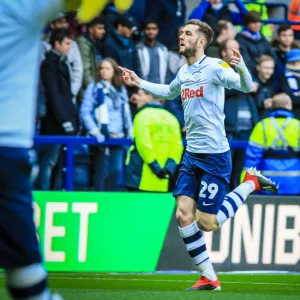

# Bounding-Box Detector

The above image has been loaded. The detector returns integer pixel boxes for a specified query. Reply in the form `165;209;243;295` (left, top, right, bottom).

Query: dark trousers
35;144;61;190
227;130;251;190
92;146;125;191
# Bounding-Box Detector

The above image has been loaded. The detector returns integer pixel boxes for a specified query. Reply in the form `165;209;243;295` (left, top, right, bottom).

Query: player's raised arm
212;48;253;93
118;66;181;100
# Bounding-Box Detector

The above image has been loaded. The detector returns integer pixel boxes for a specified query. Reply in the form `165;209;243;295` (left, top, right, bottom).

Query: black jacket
236;32;276;73
224;88;259;133
40;51;78;135
103;30;141;76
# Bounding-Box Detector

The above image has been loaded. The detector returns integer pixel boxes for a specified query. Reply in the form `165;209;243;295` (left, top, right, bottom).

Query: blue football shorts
173;150;232;214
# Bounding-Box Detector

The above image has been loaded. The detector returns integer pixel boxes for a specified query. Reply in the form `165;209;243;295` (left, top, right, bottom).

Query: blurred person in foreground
125;89;183;192
0;0;130;298
119;19;278;291
242;93;300;195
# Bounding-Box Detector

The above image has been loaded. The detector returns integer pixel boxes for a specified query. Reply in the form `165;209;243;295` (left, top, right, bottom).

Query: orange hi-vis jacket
289;0;300;31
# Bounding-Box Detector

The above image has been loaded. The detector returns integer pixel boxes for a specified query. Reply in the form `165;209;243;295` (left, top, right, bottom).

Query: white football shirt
140;55;253;154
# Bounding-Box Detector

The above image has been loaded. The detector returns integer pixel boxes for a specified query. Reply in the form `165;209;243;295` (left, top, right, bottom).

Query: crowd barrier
33;192;300;272
34;136;248;191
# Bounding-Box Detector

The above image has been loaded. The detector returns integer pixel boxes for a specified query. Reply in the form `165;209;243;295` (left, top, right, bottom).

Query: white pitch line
0;275;298;287
36;276;300;287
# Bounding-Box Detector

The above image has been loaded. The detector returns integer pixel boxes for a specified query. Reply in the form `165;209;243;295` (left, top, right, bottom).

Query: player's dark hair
49;28;72;48
184;19;214;50
277;24;293;35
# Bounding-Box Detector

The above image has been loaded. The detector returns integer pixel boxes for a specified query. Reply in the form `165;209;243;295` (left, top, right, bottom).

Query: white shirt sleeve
139;75;181;100
211;60;253;93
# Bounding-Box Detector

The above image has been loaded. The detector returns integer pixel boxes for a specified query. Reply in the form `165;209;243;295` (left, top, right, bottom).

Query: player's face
55;38;72;57
179;25;206;57
99;60;115;81
278;29;294;48
257;60;275;80
144;23;159;41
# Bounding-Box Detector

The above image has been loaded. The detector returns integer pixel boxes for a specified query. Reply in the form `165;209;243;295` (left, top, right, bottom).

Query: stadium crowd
35;0;300;194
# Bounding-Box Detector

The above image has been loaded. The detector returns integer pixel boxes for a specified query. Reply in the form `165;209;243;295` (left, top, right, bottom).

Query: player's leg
173;152;219;291
216;167;278;228
0;147;61;300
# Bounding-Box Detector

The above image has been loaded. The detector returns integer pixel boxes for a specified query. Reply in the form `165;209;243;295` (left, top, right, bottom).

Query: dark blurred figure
206;20;235;58
103;14;141;75
236;11;275;73
252;55;282;119
144;0;186;50
272;25;300;74
37;29;79;190
137;20;169;84
77;16;106;98
189;0;247;31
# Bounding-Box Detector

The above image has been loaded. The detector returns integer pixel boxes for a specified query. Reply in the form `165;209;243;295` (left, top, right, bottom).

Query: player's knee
196;219;215;232
176;207;194;226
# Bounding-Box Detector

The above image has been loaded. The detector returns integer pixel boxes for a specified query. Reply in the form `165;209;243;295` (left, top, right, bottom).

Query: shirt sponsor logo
181;86;204;101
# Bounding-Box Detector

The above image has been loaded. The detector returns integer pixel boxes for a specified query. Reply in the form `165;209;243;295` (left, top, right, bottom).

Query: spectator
280;49;300;118
42;13;83;104
271;25;300;74
221;39;259;188
252;55;282;119
189;0;247;31
288;0;300;40
244;0;273;41
236;11;275;73
36;29;79;190
144;0;186;50
125;89;183;192
80;58;132;191
103;14;141;76
136;20;169;84
206;20;235;58
77;16;106;95
242;93;300;195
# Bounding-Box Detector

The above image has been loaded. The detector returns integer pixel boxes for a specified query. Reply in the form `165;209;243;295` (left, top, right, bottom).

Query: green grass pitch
0;273;299;299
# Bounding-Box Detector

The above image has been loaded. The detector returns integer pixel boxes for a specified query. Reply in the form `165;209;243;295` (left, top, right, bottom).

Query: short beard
179;46;198;58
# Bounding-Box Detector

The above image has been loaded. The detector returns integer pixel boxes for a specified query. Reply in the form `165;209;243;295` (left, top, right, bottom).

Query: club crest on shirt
192;71;201;81
218;60;230;68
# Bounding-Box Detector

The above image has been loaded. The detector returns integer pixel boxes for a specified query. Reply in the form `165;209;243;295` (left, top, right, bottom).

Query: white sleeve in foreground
140;76;181;100
32;0;64;27
212;61;253;93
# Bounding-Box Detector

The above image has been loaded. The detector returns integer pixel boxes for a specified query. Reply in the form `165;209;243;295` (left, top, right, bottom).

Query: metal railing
34;136;248;191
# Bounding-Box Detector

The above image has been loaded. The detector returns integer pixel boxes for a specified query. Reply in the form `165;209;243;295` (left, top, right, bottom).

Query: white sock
216;181;255;228
179;221;217;281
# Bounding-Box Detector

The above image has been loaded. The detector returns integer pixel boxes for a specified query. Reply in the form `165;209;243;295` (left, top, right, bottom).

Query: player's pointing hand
118;66;141;87
229;48;242;68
